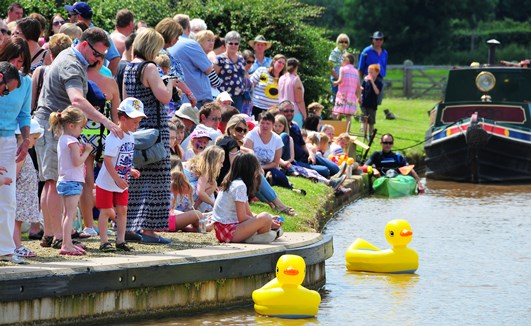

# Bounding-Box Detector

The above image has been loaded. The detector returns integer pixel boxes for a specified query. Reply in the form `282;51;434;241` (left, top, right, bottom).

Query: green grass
348;98;439;162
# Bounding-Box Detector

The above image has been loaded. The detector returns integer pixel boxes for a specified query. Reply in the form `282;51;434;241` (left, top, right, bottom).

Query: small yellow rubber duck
345;219;419;273
252;254;321;318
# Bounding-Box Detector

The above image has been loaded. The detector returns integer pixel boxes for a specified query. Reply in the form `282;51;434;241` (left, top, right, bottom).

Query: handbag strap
126;60;163;142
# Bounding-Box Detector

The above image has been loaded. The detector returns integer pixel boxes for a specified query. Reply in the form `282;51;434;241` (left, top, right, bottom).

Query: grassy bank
349;98;438;165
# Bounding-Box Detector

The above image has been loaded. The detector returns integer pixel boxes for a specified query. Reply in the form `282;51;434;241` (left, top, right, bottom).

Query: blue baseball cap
64;2;93;19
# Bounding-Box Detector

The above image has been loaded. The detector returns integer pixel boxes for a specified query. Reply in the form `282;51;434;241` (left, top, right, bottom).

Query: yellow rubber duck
345;219;419;273
252;254;321;318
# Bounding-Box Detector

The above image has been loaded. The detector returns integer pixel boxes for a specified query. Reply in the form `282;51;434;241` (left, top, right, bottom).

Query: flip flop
59;249;85;256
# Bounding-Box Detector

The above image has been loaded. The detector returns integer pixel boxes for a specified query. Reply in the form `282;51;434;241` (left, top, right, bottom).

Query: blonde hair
336;33;350;46
154;53;171;70
133;28;164;61
48;106;87;137
321;124;335;136
319;132;330;147
336;132;351;144
171;166;193;200
195;29;215;45
58;23;82;40
225;115;247;137
155;18;182;45
187;146;225;184
307;102;324;115
306;131;320;146
274;114;289;134
48;33;72;58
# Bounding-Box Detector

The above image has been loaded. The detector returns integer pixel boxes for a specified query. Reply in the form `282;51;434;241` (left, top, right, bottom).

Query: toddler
183;129;212;161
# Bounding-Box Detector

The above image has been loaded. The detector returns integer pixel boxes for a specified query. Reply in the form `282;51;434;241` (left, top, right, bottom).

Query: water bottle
198;215;207;234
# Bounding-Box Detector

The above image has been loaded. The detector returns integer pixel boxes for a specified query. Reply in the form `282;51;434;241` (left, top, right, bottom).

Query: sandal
292;188;307;196
51;239;63;249
14;246;36;258
40;235;54;248
276;205;296;216
72;230;91;239
59;249;85;256
73;240;87;250
99;242;116;252
116;242;133;252
29;230;44;240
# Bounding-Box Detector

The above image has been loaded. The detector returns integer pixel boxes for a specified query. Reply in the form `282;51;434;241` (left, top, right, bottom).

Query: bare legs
41;180;63;240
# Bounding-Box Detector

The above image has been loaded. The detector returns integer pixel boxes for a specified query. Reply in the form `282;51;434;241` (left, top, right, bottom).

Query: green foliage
5;0;334;105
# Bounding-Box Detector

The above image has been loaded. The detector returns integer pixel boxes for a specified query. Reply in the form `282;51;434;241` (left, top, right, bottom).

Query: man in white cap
248;35;272;74
95;97;146;252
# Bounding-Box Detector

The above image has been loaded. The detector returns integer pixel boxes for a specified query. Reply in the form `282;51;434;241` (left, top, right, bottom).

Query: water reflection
112;179;531;325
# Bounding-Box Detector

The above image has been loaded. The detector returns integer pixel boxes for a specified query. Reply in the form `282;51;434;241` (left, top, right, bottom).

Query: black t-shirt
361;75;383;109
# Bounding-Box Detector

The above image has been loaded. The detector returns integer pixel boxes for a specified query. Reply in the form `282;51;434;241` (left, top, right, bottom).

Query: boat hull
425;121;531;183
373;175;417;197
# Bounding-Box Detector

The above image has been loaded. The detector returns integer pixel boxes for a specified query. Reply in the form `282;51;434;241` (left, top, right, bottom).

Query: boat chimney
486;39;500;66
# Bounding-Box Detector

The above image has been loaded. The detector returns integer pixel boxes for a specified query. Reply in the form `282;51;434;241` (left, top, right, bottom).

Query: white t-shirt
57;135;85;183
244;129;283;165
95;132;135;193
212;179;248;225
182;148;195;162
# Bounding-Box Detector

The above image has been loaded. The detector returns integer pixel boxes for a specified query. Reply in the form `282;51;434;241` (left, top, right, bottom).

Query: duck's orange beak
400;229;413;237
283;267;299;276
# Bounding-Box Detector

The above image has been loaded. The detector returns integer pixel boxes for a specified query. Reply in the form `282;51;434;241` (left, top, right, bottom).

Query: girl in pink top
49;106;92;256
278;58;306;126
333;53;361;130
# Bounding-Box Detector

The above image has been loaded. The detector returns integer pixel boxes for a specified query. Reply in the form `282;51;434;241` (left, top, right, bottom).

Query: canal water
120;180;531;325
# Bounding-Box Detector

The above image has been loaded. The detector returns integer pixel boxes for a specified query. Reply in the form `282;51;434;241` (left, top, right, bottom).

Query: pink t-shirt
278;73;304;115
57;134;85;183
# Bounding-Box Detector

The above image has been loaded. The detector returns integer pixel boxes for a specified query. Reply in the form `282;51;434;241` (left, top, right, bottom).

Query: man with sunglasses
180;102;222;150
280;100;342;179
64;2;121;75
34;28;123;248
365;133;424;192
358;31;388;105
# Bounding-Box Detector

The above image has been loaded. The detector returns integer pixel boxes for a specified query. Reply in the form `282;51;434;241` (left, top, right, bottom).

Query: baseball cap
118;97;147;118
15;118;44;137
190;129;212;141
64;2;93;19
175;103;199;125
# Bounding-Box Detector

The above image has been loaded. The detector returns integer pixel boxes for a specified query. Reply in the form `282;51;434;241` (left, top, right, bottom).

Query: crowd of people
0;2;419;264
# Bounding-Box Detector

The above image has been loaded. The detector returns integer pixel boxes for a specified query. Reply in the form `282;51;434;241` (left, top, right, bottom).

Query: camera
162;75;182;103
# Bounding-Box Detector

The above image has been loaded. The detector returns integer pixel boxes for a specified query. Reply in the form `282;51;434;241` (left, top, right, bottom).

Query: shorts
95;186;129;209
35;118;59;182
361;107;377;125
214;222;238;243
56;181;83;197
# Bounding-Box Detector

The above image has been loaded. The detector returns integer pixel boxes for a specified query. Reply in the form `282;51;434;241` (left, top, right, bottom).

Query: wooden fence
385;62;452;99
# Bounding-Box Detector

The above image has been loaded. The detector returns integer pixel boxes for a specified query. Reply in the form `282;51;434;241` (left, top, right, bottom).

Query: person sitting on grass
183;129;212;162
211;152;283;244
169;166;209;232
95;98;145;252
365;133;424;192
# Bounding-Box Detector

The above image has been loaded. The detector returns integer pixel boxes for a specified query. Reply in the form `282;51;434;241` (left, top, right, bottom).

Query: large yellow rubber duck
252;254;321;318
345;219;419;273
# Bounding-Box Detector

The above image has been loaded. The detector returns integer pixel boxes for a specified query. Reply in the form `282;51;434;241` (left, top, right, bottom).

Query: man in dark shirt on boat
365;133;424;192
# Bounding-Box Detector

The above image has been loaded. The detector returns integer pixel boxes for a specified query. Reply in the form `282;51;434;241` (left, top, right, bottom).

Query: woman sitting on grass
212;153;282;243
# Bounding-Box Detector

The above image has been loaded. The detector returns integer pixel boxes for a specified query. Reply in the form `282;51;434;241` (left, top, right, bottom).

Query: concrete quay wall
0;233;332;325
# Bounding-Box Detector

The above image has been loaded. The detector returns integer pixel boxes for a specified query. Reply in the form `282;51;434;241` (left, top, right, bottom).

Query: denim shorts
56;181;84;197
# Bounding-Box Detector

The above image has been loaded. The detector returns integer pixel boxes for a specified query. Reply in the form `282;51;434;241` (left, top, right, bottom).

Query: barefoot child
212;152;282;243
13;119;43;258
49;106;91;256
333;53;361;131
95;98;145;252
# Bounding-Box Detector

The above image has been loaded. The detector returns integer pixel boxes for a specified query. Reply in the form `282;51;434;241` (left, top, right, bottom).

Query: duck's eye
276;267;279;273
389;231;394;237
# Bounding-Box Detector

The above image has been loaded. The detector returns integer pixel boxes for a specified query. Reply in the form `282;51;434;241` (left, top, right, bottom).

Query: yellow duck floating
345;219;419;274
252;254;321;318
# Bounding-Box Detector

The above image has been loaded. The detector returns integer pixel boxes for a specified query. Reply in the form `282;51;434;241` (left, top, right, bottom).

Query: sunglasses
338;41;349;44
86;41;106;58
228;42;239;46
209;116;222;122
282;109;294;113
67;12;78;18
234;126;247;133
381;141;394;145
52;20;65;26
0;28;8;35
2;80;10;96
246;60;255;64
